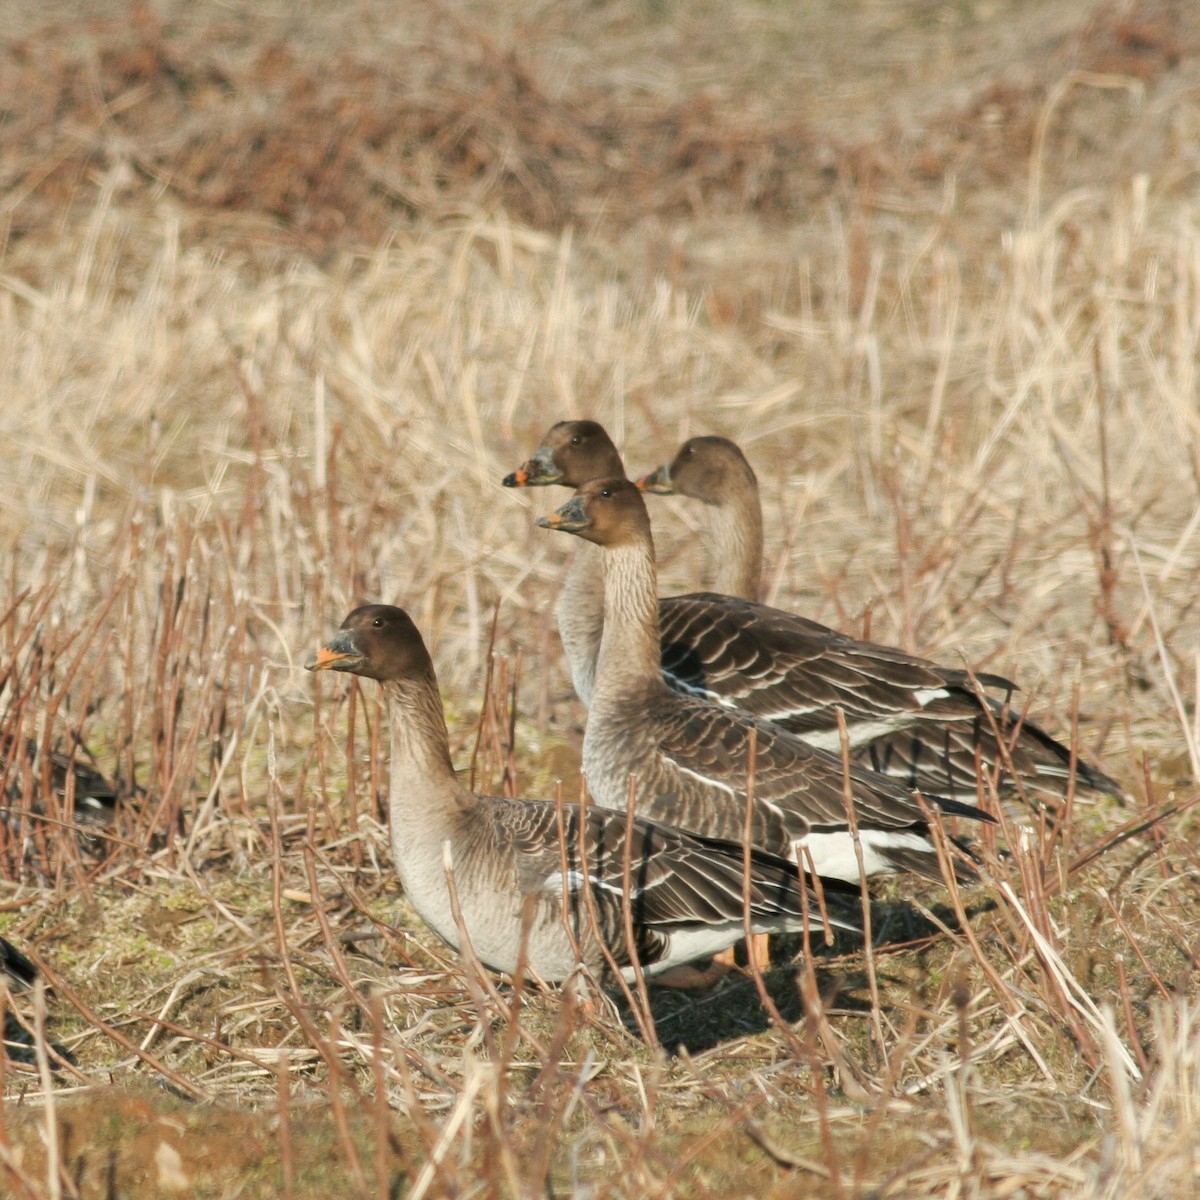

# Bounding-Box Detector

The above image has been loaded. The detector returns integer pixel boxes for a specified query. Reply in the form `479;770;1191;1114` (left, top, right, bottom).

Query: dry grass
0;0;1198;1195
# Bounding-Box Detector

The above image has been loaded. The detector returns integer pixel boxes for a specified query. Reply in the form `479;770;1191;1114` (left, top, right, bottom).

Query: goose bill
636;464;674;494
306;632;365;673
538;495;589;532
502;446;562;487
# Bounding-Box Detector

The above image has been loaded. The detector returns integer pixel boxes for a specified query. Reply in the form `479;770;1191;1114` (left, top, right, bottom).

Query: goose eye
600;487;612;498
372;617;384;627
570;436;581;446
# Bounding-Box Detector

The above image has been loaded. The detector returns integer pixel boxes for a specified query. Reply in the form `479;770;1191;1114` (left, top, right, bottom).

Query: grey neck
556;541;605;707
380;676;467;846
706;487;763;601
592;538;666;707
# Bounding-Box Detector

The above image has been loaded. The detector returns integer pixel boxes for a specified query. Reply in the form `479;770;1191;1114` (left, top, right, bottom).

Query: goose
0;936;76;1067
639;435;1124;801
538;478;991;885
503;420;620;706
2;736;122;825
0;937;36;993
307;605;856;988
504;420;1121;803
640;434;763;601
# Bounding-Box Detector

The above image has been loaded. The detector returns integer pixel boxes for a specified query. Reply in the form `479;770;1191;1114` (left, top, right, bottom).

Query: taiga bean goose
640;435;763;601
502;421;1018;797
307;605;856;988
0;937;36;993
0;936;76;1066
2;736;122;823
538;479;991;884
639;435;1124;801
503;420;621;706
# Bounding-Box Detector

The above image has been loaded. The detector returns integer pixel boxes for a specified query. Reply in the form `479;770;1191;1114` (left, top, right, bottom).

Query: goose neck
380;676;466;837
708;487;763;601
595;539;663;697
556;540;605;706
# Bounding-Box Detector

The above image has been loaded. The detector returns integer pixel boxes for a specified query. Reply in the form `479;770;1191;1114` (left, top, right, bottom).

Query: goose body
308;606;854;986
2;737;122;825
539;479;991;884
0;936;76;1067
640;435;1124;801
0;936;36;993
505;421;1122;802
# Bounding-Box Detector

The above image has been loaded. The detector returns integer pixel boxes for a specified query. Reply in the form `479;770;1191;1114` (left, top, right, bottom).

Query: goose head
638;435;757;506
503;419;626;488
307;604;433;683
538;477;652;548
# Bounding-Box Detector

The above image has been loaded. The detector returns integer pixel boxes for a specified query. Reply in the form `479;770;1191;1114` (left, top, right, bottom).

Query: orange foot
652;959;732;989
711;935;771;973
746;933;771;972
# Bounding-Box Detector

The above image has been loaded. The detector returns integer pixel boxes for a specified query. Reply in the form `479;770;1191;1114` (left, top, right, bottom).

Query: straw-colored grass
0;1;1198;1196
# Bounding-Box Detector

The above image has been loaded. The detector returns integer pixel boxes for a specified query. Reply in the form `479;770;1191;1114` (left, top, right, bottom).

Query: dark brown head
306;605;434;684
637;435;758;506
537;477;652;548
502;420;627;489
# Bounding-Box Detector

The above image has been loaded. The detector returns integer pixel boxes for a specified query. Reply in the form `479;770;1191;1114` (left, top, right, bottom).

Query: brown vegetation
0;0;1198;1195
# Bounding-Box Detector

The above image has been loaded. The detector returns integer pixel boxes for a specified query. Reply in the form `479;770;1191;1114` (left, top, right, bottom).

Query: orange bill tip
306;646;351;671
